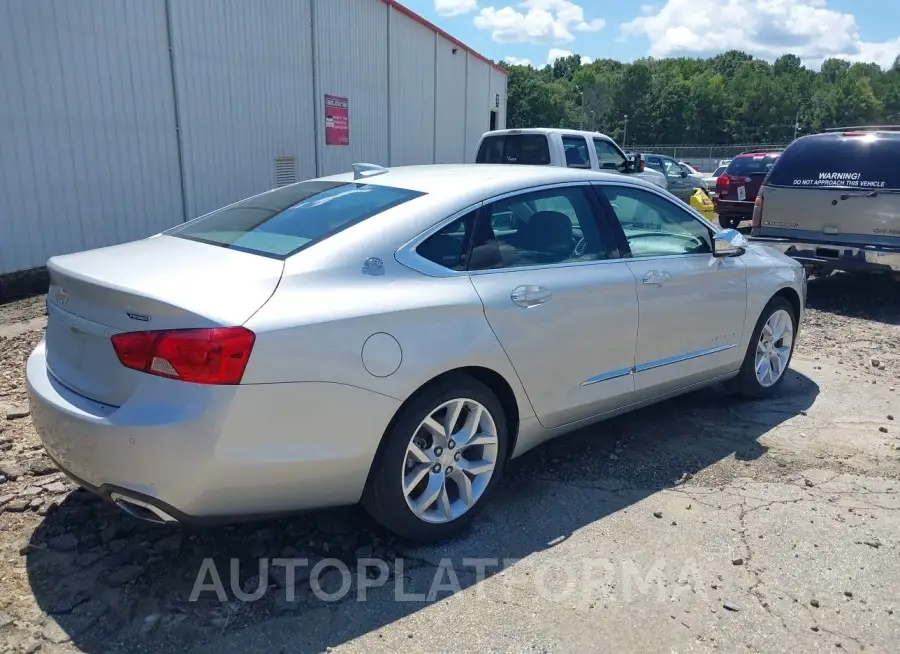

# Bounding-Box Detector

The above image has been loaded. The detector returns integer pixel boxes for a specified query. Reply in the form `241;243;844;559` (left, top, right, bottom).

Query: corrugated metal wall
388;12;436;166
0;0;183;275
168;0;317;219
313;0;390;177
464;53;492;161
434;36;468;164
490;67;508;131
0;0;506;275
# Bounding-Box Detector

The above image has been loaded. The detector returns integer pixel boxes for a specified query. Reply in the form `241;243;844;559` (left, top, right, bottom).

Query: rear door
467;183;638;429
595;183;747;401
757;133;900;243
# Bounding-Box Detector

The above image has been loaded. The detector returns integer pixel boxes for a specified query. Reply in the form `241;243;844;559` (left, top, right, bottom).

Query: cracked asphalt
1;272;899;653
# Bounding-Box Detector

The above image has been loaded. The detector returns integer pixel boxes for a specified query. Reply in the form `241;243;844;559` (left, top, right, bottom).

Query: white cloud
621;0;900;69
434;0;478;16
547;48;592;65
474;0;605;44
504;55;533;66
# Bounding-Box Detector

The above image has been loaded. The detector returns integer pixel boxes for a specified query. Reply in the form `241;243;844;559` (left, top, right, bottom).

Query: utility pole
581;92;585;129
623;114;629;145
793;109;801;139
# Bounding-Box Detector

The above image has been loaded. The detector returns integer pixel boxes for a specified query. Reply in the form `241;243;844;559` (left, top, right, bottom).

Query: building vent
274;157;297;187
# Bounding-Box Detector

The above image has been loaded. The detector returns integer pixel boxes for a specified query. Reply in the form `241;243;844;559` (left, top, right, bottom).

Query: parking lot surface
1;273;898;653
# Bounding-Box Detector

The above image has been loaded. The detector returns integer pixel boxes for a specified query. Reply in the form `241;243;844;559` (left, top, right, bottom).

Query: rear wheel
727;296;797;398
719;216;740;229
363;375;509;541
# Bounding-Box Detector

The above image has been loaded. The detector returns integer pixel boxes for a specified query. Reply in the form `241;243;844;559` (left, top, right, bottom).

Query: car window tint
600;186;712;257
765;134;900;190
415;211;476;271
663;158;682;178
475;134;551;165
167;181;424;259
646;157;664;172
593;138;625;170
712;166;726;177
469;186;608;270
726;155;779;176
561;136;591;168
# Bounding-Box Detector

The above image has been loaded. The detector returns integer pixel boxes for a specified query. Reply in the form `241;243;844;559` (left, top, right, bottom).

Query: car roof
480;127;617;141
734;151;782;158
318;164;655;196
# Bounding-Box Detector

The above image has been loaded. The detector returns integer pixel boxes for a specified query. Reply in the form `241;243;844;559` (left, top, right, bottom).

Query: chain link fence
628;144;790;173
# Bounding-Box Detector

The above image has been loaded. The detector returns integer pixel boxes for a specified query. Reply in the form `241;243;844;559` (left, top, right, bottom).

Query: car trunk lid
45;235;284;406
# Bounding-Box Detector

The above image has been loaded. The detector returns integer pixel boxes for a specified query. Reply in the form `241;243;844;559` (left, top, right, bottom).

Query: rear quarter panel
241;206;536;420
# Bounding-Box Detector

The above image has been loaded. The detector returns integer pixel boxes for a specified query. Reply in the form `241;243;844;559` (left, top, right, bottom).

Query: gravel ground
0;273;898;653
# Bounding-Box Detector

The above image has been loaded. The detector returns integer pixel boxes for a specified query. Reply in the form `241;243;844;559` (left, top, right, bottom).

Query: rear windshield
727;155;779;175
766;134;900;190
476;134;551;165
167;181;424;259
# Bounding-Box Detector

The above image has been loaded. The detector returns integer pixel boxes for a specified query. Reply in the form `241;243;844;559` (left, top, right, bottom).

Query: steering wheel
571;236;587;258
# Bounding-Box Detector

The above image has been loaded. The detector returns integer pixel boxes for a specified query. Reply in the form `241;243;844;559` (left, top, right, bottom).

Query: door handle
511;285;551;308
642;270;671;285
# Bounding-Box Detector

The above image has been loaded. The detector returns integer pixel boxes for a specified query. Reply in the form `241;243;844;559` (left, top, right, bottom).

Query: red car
713;152;781;229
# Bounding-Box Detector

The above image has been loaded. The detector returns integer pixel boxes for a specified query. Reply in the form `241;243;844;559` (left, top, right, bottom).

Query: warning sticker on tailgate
793;172;886;188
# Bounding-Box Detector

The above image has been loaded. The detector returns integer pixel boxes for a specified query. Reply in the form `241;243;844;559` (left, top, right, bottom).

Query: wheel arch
772;285;801;323
363;366;523;492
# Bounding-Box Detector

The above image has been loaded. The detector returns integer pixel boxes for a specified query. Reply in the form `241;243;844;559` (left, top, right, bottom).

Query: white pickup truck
474;128;667;190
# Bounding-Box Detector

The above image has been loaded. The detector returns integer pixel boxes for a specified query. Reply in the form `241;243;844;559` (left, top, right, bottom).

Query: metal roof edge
381;0;507;75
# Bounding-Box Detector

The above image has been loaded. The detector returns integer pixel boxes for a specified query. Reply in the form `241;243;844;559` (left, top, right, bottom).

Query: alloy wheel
755;308;794;387
402;398;499;524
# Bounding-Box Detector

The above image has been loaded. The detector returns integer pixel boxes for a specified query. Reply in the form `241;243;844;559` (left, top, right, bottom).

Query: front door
467;183;638;429
595;183;748;400
662;157;693;202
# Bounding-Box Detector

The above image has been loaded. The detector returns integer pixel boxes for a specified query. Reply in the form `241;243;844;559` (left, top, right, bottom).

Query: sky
400;0;900;70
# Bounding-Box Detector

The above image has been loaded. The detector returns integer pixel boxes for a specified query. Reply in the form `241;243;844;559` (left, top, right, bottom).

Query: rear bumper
712;198;754;217
748;235;900;273
26;338;401;522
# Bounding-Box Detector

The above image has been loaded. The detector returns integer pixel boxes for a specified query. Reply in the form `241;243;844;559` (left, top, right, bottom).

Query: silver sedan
27;164;806;541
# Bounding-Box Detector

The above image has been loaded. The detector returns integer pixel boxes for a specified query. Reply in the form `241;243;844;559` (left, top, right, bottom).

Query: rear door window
561;135;591;169
167;181;424;259
476;134;551;165
765;135;900;190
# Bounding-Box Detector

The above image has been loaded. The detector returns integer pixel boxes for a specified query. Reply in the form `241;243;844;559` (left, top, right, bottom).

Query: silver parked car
27;164;806;541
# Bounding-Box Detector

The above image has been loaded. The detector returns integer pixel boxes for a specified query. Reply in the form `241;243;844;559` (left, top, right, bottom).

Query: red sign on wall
324;94;349;146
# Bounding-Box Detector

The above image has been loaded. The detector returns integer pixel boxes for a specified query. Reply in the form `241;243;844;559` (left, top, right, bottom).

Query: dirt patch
0;273;898;653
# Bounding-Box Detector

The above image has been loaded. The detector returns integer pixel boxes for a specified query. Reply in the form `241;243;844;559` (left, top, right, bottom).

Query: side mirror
623;153;642;173
713;228;748;258
680;170;688;178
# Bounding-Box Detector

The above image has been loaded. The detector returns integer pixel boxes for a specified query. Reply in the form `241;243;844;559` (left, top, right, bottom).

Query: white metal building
0;0;507;275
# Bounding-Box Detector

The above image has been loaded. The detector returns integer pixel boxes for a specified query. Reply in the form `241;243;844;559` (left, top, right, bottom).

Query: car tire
362;374;509;541
719;216;740;229
726;296;797;398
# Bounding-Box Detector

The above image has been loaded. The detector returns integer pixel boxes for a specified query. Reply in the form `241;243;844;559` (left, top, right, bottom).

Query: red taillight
716;174;730;189
111;327;255;385
751;194;764;228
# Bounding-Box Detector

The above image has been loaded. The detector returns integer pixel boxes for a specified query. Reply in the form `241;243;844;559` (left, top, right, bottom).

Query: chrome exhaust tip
110;492;179;525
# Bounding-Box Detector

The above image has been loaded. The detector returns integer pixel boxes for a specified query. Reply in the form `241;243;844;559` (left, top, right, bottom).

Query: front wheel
362;375;509;541
727;296;797;398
